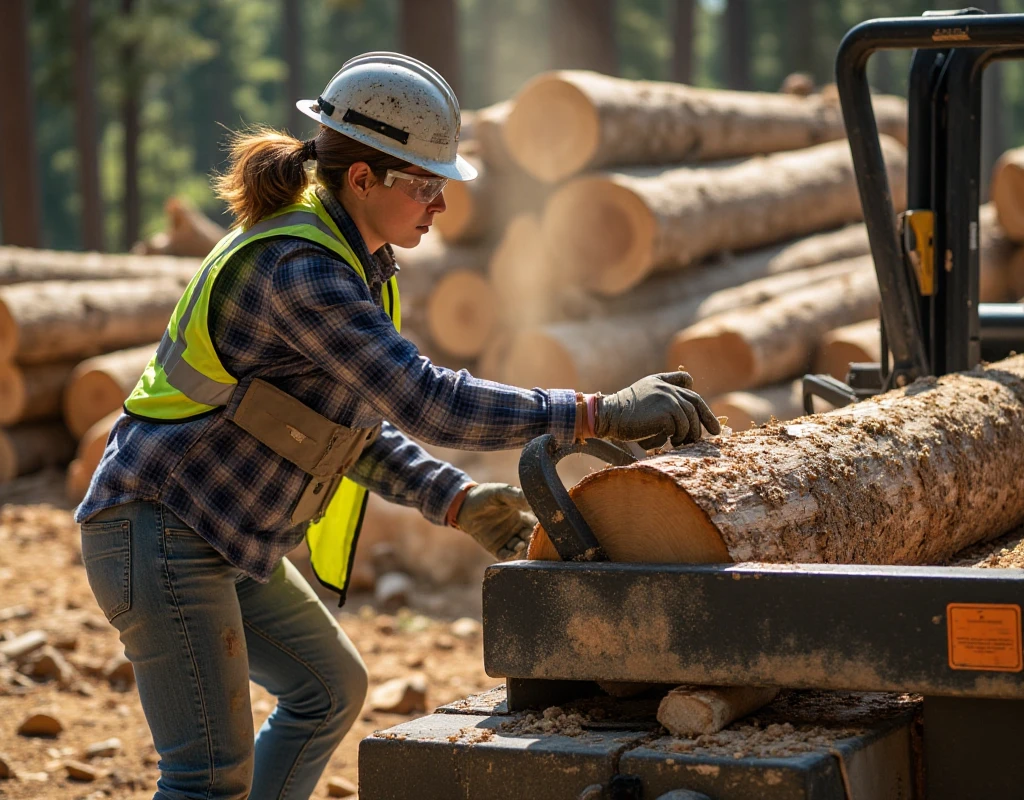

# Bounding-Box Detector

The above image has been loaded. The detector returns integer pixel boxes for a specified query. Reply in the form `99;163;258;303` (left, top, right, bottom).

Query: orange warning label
947;604;1022;672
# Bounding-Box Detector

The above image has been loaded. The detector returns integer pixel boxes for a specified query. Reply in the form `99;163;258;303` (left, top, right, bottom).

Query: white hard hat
297;52;477;182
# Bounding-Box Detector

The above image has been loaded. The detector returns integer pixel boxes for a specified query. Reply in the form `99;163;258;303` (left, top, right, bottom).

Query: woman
77;52;719;800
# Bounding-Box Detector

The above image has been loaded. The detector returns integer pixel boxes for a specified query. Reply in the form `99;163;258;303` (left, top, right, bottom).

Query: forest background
5;0;1021;253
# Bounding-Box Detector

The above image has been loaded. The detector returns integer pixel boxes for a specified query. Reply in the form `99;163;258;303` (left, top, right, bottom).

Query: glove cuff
445;482;477;528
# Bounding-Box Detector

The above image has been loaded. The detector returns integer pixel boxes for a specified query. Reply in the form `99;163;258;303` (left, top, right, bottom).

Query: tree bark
710;381;807;431
0;361;78;426
501;258;870;392
670;0;696;84
63;343;157;438
549;0;618;75
121;0;141;250
814;319;881;382
0;0;41;247
723;0;751;91
65;409;120;502
0;423;76;482
0;279;186;364
658;686;781;736
667;266;880;397
542;137;907;296
435;156;547;244
529;353;1024;566
503;71;908;184
399;0;461;96
990;147;1024;242
72;0;104;252
391;234;495;359
0;246;198;286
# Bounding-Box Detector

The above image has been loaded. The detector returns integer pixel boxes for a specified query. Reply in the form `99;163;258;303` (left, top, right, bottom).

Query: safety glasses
383;169;448;204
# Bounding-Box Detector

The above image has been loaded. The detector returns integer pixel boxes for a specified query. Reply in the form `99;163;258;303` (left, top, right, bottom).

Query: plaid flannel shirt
75;187;577;582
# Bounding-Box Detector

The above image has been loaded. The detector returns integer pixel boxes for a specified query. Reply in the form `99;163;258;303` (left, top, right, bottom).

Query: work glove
596;371;721;449
454;483;536;561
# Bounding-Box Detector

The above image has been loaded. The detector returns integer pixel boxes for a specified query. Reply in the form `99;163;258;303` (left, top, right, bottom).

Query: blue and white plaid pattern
76;187;577;582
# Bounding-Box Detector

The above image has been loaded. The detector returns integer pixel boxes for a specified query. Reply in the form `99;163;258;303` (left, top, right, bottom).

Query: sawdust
946;527;1024;569
445;726;496;744
658;691;920;759
498;706;589;737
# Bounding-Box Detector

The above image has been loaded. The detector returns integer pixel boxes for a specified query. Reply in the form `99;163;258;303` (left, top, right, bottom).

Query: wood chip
369;674;428;715
84;737;122;759
17;712;64;737
326;775;357;797
0;629;47;661
0;752;14;779
449;617;481;639
65;760;101;781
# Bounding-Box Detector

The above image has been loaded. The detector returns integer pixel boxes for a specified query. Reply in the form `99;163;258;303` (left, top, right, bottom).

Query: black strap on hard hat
342;108;410;145
316;96;410;145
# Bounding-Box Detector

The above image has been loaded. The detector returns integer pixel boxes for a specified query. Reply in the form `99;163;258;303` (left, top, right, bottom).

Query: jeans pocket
81;519;132;622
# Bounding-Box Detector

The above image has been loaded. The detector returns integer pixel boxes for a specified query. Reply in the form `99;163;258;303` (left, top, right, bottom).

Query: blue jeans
80;501;368;800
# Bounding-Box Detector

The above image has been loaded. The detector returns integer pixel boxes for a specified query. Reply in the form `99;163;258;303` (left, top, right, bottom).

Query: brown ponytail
214;125;411;229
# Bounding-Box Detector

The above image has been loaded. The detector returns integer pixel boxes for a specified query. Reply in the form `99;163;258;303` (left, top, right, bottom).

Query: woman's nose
428;190;446;214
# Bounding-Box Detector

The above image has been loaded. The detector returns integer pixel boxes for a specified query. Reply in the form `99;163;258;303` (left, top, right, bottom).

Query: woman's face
343;162;447;251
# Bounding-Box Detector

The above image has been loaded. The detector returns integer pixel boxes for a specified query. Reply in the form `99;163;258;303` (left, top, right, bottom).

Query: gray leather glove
455;483;537;560
596;371;721;448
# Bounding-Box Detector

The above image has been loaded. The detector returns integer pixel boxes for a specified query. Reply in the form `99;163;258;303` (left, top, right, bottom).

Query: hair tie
301;138;318;162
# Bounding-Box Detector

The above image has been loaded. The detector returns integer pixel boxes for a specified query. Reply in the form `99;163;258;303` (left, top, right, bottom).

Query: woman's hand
596;371;721;448
448;483;536;560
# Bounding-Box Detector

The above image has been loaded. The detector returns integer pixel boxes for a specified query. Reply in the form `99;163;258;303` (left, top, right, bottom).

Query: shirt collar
315;186;398;285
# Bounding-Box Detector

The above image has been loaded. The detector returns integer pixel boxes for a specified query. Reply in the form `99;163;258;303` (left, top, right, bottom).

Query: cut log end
63;371;127;440
0;362;26;426
543;178;656;296
667;330;754;398
528;466;731;563
425;271;497;359
504;75;600;183
503;329;579;390
0;301;16;361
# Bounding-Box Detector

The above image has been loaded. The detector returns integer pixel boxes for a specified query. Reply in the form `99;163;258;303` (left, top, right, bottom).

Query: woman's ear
347;162;377;199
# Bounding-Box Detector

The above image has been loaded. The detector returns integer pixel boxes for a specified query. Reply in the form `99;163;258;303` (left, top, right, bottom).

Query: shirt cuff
420;465;474;526
548;388;579;445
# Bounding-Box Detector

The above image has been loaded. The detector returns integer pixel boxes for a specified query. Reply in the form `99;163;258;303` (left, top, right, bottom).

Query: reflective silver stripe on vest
156;210;345;407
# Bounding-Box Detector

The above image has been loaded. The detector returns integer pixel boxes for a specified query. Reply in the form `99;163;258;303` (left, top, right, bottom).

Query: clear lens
384;169;447;203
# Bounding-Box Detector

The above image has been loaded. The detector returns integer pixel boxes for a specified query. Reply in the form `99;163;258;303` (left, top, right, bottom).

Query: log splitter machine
359;11;1024;800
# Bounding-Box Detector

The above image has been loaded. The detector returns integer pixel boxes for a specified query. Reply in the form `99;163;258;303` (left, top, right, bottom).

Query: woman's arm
345;421;472;525
270;250;578;449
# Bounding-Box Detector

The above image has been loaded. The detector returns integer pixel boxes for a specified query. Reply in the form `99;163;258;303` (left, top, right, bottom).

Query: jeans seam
158;504;217;800
242;618;339;797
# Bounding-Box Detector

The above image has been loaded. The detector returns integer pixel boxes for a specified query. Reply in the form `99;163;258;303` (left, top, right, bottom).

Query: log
979;202;1017;302
473;101;517;172
65;409;120;502
991;146;1024;242
710;381;806;430
0;361;76;425
63;344;157;438
542;136;908;296
131;196;226;258
0;247;198;286
658;686;781;736
503;70;908;184
502;257;870;392
528;353;1024;566
767;224;869;274
666;267;880;397
0;422;75;482
393;232;497;359
814;320;881;382
436;157;547;244
0;279;185;364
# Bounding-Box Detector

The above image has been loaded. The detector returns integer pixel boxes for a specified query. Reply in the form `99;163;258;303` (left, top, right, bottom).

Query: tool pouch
232;378;380;524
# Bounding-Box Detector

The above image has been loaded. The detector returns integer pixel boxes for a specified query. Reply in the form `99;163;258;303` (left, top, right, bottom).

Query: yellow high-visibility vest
124;188;400;601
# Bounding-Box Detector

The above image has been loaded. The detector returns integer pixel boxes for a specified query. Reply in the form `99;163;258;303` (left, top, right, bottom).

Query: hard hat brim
296;100;478;182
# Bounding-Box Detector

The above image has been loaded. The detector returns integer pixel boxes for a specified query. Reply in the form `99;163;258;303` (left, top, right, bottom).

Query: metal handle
518;435;637;562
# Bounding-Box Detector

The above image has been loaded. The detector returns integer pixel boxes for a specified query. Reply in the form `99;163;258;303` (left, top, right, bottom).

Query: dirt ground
0;473;495;799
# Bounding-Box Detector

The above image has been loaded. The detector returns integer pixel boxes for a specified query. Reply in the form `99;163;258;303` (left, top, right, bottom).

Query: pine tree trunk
121;0;141;250
0;361;78;426
73;0;103;252
63;344;156;438
399;0;462;95
0;279;185;364
670;0;696;84
529;354;1024;566
542;137;907;296
503;71;908;184
502;258;870;392
666;267;880;397
549;0;618;75
0;247;198;285
723;0;751;91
